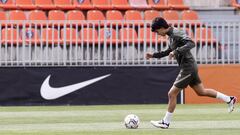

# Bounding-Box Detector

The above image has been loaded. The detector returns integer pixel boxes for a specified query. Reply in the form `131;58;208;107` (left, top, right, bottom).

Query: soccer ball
124;114;140;129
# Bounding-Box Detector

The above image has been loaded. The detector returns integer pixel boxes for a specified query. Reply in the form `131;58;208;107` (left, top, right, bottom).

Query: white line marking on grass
0;120;240;132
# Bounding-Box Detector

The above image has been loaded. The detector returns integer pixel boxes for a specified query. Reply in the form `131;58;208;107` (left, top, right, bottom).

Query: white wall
184;0;230;8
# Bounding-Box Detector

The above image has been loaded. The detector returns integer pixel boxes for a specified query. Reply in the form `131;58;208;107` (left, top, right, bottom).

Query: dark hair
151;17;169;32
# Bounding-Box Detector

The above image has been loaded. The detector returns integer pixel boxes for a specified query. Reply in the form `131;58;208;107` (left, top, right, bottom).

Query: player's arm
146;47;172;59
173;40;195;56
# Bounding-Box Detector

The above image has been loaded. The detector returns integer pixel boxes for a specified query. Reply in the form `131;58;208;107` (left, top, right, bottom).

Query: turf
0;104;239;135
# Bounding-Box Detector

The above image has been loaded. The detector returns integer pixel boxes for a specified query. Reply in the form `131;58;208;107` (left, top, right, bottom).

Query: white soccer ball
124;114;140;129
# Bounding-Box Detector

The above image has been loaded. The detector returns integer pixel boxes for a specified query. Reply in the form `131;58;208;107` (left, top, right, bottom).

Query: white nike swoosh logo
40;74;111;100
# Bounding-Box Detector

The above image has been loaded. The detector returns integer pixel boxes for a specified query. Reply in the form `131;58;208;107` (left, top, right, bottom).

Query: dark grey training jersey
153;27;201;88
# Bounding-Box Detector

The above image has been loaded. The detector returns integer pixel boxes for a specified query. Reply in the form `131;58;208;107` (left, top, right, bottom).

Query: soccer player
146;17;237;129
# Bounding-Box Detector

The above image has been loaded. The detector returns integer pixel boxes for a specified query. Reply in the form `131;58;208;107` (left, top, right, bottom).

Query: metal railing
0;20;239;67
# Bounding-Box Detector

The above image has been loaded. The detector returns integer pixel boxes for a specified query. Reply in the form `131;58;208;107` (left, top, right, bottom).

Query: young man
146;17;237;129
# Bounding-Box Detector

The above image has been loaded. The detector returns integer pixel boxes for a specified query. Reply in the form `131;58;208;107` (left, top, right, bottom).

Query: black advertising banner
0;67;180;106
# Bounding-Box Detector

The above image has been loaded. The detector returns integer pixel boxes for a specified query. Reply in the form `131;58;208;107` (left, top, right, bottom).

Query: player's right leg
227;96;237;113
191;83;237;113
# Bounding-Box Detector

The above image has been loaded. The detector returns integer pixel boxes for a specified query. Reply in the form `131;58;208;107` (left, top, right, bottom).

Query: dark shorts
173;67;201;89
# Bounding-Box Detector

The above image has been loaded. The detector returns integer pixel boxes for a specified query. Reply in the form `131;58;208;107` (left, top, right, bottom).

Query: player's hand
146;53;153;60
169;51;175;59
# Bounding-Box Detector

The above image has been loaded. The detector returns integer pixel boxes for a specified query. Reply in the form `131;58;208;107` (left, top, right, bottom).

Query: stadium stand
144;10;161;21
35;0;55;10
79;28;99;44
48;10;65;21
9;10;26;20
87;10;105;26
181;10;201;26
72;0;93;10
66;10;86;26
22;28;41;44
54;0;75;10
16;0;36;10
48;10;65;26
0;0;15;9
231;0;240;8
1;28;20;44
111;0;132;10
124;10;143;26
92;0;112;10
41;28;60;44
119;27;138;44
0;0;225;64
162;10;179;26
61;27;78;44
29;10;48;21
147;0;169;10
195;28;217;45
129;0;151;9
0;0;192;10
0;10;8;20
168;0;189;10
99;28;118;44
106;10;124;26
28;10;48;26
8;10;27;26
139;27;165;44
67;10;85;21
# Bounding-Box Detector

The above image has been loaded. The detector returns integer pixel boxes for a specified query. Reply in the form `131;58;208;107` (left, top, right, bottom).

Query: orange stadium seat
87;10;105;26
54;0;74;10
41;28;60;44
181;10;201;26
139;27;166;44
129;0;150;9
29;10;47;21
79;28;98;44
195;28;216;45
22;28;41;44
0;11;9;27
29;10;47;26
119;27;138;44
9;10;26;20
147;0;169;10
61;28;79;44
0;10;8;21
67;10;86;26
73;0;93;10
92;0;112;10
111;0;132;10
9;10;27;26
16;0;36;9
99;28;118;44
48;10;66;26
168;0;189;10
162;10;179;26
35;0;56;10
144;10;160;21
106;10;124;26
124;10;143;26
0;0;16;9
1;28;21;44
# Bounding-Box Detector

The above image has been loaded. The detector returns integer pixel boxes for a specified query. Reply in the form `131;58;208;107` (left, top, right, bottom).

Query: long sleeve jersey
153;27;196;72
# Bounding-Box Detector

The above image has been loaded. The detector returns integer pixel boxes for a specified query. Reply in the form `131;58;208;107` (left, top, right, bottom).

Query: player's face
155;28;167;36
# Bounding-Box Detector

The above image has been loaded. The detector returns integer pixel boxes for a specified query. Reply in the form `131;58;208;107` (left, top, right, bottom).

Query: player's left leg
191;83;237;112
150;85;181;129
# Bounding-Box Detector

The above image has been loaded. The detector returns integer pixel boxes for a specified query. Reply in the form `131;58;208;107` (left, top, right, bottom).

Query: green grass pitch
0;104;239;135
